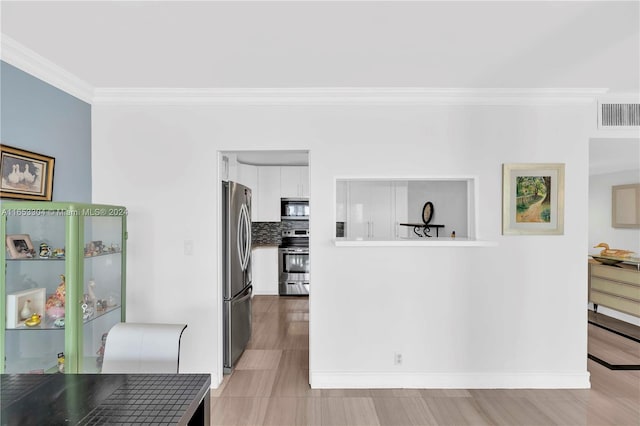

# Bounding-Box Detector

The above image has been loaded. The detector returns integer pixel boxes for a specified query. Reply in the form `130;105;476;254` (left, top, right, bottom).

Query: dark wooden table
1;373;210;425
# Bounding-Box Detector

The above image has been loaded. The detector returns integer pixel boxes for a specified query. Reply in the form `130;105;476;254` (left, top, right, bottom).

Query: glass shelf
6;249;123;262
84;251;122;259
83;305;121;325
5;305;121;331
6;257;66;262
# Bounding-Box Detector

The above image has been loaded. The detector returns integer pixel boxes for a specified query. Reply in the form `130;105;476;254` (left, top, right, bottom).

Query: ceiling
2;2;638;169
1;1;639;91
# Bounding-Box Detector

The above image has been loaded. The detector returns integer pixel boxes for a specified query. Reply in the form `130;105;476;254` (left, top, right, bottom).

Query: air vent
600;103;640;127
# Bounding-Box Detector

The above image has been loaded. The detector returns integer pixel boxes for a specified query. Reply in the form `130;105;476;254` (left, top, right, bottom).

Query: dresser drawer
591;291;640;317
591;264;640;285
591;277;640;301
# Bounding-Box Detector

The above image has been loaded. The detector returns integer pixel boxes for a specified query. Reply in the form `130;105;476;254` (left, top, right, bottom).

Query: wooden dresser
589;260;640;317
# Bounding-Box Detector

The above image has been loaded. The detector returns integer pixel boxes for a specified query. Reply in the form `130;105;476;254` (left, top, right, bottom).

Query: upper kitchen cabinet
220;154;237;183
281;167;309;198
344;180;394;240
237;163;259;222
257;167;282;222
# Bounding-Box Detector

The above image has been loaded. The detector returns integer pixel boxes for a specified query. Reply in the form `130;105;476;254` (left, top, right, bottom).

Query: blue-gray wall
1;61;91;202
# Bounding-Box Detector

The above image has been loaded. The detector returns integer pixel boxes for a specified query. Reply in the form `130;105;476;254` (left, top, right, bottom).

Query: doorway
588;138;640;327
218;149;311;385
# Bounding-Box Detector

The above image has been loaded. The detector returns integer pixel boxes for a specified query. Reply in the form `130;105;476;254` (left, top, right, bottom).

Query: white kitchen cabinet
336;180;347;222
237;163;259;222
251;247;279;295
257;166;281;222
281;167;309;198
346;181;393;240
220;154;238;182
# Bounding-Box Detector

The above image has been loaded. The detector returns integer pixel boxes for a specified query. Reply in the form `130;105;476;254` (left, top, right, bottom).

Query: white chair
101;323;187;374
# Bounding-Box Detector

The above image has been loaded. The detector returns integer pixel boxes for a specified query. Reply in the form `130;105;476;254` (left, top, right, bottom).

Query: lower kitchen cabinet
252;247;279;295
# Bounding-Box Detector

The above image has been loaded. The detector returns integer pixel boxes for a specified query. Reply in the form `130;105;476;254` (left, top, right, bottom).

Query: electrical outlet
394;352;402;365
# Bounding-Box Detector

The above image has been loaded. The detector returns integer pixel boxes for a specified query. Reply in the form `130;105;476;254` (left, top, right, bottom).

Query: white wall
407;180;468;238
589;169;640;255
92;101;592;388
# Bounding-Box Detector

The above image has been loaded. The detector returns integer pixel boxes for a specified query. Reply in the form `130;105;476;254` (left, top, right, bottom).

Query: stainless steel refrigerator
222;181;252;373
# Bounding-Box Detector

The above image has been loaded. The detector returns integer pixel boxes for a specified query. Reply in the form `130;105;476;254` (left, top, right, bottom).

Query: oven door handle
280;248;309;253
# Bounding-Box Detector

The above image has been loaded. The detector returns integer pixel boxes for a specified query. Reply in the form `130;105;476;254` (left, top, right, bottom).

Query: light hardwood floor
212;296;640;425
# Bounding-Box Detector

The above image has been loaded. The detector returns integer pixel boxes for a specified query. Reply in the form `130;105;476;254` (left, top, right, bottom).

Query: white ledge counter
334;237;498;247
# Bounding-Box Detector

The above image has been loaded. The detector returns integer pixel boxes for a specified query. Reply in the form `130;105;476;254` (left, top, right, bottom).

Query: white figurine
88;280;98;306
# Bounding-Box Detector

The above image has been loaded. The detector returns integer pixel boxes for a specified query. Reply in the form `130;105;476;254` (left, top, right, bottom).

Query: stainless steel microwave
281;198;309;220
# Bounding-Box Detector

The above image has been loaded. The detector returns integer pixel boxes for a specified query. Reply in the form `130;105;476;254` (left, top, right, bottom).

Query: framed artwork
502;163;565;235
0;144;55;201
6;234;35;259
612;183;640;228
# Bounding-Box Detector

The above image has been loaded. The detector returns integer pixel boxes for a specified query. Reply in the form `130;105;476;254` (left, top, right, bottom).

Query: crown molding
92;87;609;106
0;33;612;107
1;34;94;103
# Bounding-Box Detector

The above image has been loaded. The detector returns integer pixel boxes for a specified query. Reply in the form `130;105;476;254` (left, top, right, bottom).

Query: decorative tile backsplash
252;222;282;246
252;220;309;247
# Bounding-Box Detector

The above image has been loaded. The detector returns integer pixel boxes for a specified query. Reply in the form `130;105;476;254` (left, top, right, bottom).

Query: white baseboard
310;371;591;389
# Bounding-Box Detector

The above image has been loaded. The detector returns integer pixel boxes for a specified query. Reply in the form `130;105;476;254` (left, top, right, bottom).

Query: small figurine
451;231;456;239
96;332;108;368
20;299;32;320
53;248;65;258
57;352;65;373
88;280;97;306
96;299;107;312
81;302;94;320
594;243;635;258
53;318;65;328
46;274;66;319
107;295;117;307
25;313;41;327
39;242;52;258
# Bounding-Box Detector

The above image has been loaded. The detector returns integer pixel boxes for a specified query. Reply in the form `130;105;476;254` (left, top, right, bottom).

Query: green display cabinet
1;202;127;373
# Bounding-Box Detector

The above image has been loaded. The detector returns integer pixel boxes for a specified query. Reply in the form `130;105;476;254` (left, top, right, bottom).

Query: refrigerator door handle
235;285;252;304
245;204;252;262
239;204;251;271
236;207;245;271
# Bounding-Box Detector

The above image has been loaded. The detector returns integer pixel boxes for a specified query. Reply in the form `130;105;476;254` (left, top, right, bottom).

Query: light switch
184;240;194;256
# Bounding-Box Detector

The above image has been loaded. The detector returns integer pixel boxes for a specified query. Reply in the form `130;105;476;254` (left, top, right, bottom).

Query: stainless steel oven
278;228;309;295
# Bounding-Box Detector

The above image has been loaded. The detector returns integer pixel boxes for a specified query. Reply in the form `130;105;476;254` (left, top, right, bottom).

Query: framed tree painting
502;163;565;235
